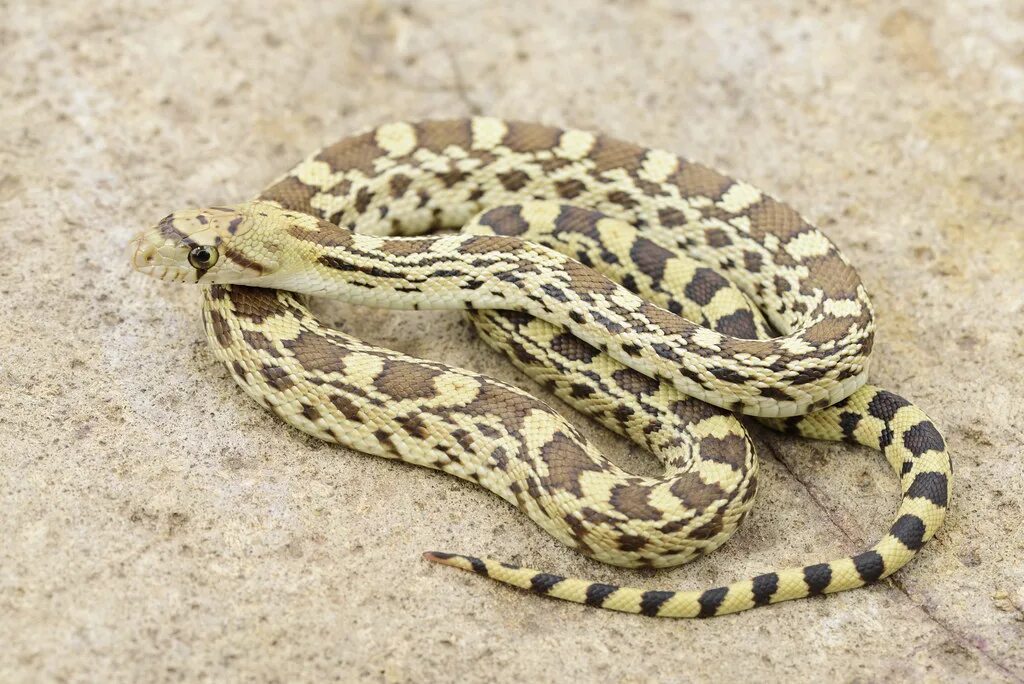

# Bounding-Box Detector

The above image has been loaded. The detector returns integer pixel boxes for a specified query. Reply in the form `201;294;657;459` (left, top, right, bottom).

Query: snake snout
128;235;152;270
128;233;170;278
127;230;189;282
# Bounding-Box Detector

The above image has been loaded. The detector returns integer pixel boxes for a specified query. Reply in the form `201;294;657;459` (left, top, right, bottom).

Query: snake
128;118;950;617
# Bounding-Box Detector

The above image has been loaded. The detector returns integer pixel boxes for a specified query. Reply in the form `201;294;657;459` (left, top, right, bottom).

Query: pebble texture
2;1;1022;681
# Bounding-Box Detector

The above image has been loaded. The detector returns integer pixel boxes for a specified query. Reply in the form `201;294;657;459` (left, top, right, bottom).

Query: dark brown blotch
477;206;529;236
287;220;354;248
616;534;648;552
549;332;601;363
301;403;321;423
458;380;538;432
438;169;469;187
743;250;763;273
609;483;663;521
241;329;281;356
611;368;659;395
259;176;319;211
282;330;351;374
389;173;413;198
227;286;288;321
669;472;727;511
315;129;384;175
377;236;440;256
801;253;863;301
588;135;647;174
606;190;637;208
260;365;295;391
537;432;604;498
668;162;734;201
684;268;730;307
704;227;731;248
353;186;374;213
556;178;586;199
657;207;688;228
497;169;531;192
635;302;688;336
669;398;724;424
372;359;444;399
698;434;749;470
745;196;812;242
414;119;473;153
563;259;618;295
502;121;564;153
800;316;855;346
553;205;601;237
206;308;234;348
223;246;265;274
458;233;521;257
629;237;675;283
714;310;760;339
329;393;362;422
689;512;725;540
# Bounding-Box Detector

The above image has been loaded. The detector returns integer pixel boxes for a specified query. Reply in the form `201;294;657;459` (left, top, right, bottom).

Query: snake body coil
130;118;950;617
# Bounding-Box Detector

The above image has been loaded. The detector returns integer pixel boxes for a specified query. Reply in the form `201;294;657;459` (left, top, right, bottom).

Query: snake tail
425;387;949;617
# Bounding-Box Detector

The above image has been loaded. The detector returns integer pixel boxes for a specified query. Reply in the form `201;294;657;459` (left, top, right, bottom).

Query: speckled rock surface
2;1;1022;681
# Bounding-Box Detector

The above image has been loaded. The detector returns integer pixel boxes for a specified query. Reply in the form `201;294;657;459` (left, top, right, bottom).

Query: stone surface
1;1;1022;681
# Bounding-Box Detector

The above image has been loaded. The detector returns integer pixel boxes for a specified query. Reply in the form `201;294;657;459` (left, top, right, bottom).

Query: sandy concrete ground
1;1;1022;681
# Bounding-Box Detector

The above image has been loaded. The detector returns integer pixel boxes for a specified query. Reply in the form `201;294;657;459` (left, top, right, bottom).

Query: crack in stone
442;44;482;116
758;433;1021;681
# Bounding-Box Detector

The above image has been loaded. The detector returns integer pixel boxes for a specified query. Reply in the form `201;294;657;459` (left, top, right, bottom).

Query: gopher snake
129;118;950;617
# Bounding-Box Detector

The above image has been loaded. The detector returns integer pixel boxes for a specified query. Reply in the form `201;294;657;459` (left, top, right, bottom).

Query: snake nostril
131;242;158;270
128;240;142;268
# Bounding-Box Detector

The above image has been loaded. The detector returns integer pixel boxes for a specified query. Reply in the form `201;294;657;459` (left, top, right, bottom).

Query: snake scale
129;118;950;618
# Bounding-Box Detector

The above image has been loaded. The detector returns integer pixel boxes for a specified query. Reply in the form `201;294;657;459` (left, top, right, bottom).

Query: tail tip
422;551;458;564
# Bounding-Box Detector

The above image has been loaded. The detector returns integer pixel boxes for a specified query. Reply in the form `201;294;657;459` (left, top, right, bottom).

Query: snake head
129;202;284;284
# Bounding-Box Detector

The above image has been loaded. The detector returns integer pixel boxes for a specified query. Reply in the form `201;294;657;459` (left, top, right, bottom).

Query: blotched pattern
130;119;950;617
253;118;877;417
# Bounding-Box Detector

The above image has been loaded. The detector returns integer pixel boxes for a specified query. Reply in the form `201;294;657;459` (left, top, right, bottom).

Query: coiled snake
129;118;950;618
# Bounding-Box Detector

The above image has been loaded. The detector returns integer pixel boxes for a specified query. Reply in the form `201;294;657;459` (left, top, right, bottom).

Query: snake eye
187;245;219;270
